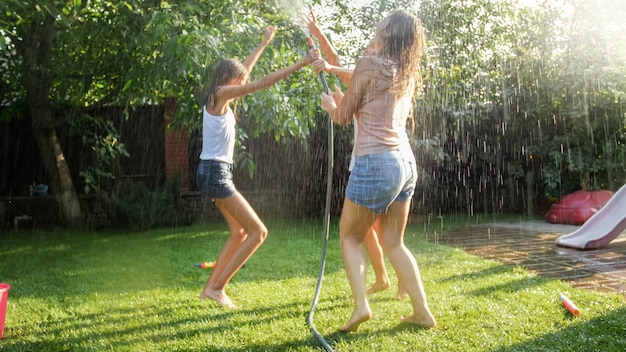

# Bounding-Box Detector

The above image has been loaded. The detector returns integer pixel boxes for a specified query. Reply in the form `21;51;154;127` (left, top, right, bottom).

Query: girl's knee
251;224;268;244
230;227;246;240
379;236;401;253
259;225;268;242
341;232;364;247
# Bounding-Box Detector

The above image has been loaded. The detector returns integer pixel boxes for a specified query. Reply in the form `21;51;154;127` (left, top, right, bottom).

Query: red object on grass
545;190;614;225
0;283;10;339
194;261;216;269
560;294;581;316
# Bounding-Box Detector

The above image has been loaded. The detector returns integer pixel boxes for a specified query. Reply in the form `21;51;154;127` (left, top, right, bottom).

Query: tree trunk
31;125;82;226
581;171;590;191
20;14;82;226
526;170;535;217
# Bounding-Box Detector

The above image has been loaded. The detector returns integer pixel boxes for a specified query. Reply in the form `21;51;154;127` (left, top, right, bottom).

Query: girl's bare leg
376;201;436;328
338;198;377;332
205;211;246;288
396;281;408;300
199;192;268;309
199;206;246;308
363;226;390;295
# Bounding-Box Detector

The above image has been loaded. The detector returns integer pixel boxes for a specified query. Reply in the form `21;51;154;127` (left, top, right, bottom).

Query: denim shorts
346;149;417;215
196;159;236;200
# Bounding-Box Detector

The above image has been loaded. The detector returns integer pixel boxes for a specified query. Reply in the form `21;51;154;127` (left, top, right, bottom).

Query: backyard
1;215;625;351
2;2;625;350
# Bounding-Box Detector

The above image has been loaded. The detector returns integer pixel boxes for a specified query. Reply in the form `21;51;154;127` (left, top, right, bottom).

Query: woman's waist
353;139;412;158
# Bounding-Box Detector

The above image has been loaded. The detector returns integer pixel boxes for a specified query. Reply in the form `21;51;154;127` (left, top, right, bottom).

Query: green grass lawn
0;215;625;351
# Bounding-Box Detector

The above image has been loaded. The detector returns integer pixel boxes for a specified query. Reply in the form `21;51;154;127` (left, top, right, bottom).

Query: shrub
104;175;183;231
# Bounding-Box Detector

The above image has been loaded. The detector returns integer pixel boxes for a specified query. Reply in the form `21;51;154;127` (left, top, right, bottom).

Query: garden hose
305;37;335;352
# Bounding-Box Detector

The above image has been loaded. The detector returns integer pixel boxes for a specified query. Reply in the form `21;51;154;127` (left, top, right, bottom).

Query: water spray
305;36;334;352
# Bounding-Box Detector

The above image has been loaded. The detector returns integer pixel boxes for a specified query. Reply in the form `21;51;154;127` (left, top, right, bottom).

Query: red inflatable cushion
545;190;614;225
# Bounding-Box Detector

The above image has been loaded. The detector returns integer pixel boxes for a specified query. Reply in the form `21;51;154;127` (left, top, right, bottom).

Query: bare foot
199;288;237;309
339;307;372;333
367;281;390;295
396;286;408;300
400;314;436;328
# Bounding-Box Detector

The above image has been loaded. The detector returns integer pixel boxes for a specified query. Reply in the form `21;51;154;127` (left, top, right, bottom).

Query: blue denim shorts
346;150;417;215
196;160;236;200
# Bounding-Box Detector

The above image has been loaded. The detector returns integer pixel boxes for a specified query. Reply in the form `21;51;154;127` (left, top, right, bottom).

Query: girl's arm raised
242;26;276;76
312;59;353;85
329;66;353;85
218;49;320;101
302;11;341;67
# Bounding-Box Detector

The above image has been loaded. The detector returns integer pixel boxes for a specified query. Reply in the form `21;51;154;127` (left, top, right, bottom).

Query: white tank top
199;106;236;164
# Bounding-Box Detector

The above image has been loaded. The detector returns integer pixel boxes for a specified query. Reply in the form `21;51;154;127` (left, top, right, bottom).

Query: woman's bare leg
199;192;268;309
338;198;377;332
205;209;246;288
376;201;436;328
363;226;390;295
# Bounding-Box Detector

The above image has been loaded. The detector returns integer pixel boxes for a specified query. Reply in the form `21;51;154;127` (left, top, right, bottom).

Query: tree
0;0;325;225
4;0;622;221
413;0;626;214
502;0;626;199
2;2;82;225
417;0;527;213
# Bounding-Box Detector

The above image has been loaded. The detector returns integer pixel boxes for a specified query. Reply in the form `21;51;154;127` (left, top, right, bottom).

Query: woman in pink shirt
320;10;436;332
303;11;406;299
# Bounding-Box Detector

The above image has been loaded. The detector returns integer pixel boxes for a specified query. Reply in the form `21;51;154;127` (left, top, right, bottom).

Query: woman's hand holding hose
321;84;343;114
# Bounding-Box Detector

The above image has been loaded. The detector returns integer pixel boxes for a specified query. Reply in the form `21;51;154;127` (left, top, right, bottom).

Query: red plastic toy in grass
545;189;614;225
194;261;216;269
560;294;581;317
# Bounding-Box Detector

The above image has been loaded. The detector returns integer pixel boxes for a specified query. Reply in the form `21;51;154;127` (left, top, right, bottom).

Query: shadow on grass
2;295;326;351
320;306;626;352
492;305;626;351
0;223;352;350
319;321;435;351
440;262;553;295
441;263;513;282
